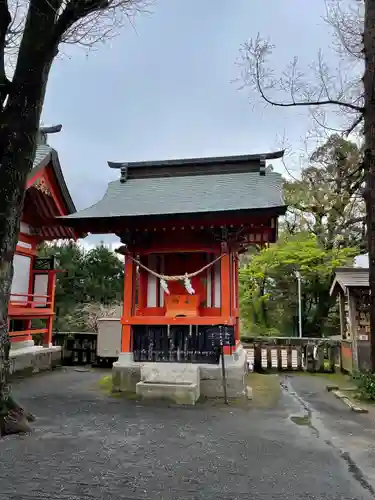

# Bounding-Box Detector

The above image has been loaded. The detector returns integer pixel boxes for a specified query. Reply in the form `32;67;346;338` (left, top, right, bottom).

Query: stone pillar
113;254;140;391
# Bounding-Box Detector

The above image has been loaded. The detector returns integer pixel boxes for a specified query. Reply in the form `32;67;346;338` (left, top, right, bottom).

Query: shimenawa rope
126;253;225;295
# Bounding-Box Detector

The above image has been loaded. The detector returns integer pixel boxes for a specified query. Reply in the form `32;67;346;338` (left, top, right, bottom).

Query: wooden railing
9;292;51;308
242;336;341;373
10;328;48;342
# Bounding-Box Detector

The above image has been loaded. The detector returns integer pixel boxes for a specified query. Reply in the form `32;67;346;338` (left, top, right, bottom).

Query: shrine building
58;151;286;402
9;125;78;368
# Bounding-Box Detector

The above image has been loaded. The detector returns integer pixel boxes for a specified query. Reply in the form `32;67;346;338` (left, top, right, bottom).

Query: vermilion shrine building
9;126;78;352
58;151;286;401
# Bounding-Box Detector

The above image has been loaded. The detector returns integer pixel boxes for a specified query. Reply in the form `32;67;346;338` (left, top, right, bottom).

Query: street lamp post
295;270;302;338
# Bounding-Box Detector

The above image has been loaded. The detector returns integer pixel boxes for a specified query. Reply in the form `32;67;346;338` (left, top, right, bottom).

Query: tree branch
51;0;110;44
252;49;364;113
0;0;11;108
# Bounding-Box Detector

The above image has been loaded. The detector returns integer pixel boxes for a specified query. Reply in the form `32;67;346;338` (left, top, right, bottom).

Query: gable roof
27;144;76;214
330;267;369;297
59;151;286;223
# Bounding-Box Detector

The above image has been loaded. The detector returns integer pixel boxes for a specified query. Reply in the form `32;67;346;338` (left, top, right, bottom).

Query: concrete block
9;345;62;378
199;345;247;398
112;364;141;392
136;363;200;405
140;362;199;385
136;381;200;405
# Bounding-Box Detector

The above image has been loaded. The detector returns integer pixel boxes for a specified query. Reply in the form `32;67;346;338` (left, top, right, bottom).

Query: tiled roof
28;144;76;213
62;170;285;220
330;267;369;296
30;144;52;172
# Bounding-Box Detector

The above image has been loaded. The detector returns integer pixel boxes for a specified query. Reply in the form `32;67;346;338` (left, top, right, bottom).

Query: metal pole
297;275;303;338
220;345;228;405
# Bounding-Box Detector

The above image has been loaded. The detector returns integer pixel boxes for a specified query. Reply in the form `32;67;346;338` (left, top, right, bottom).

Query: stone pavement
285;374;375;494
0;367;374;500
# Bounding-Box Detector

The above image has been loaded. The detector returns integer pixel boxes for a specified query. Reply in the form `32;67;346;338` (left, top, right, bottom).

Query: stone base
199;344;248;398
9;344;62;378
136;363;200;405
112;344;247;401
136;381;200;405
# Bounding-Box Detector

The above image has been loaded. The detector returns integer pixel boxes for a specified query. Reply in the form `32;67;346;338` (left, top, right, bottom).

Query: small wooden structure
9;125;78;348
57;151;286;399
330;267;371;372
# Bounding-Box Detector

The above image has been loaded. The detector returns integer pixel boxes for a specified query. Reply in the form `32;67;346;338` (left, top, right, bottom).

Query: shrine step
136;363;200;405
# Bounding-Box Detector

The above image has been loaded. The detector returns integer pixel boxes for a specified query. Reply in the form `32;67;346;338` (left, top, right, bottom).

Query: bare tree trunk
364;0;375;373
0;4;57;435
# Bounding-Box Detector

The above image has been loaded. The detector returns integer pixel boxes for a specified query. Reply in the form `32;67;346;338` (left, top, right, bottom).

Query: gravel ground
0;367;373;500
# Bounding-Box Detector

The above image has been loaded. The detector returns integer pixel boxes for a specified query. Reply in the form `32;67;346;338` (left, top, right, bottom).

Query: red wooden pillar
121;254;135;353
45;271;56;346
221;246;232;355
234;252;240;343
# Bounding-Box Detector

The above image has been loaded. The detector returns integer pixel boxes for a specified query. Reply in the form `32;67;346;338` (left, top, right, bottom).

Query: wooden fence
34;331;98;366
243;337;341;373
34;331;344;372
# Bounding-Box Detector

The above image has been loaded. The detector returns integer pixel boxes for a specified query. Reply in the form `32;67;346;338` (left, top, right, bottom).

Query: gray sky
42;0;340;247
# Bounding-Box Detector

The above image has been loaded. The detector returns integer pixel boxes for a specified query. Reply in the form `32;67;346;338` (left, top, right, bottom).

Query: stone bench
136;363;200;405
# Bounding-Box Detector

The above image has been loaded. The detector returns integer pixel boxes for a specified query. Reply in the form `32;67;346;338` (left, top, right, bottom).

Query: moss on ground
98;375;138;400
292;370;354;388
247;373;281;409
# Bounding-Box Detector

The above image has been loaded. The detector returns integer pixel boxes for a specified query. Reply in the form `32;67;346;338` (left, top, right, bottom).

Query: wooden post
45;271;56;346
121;254;135;353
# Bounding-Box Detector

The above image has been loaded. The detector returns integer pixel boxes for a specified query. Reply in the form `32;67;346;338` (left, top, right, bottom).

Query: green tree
0;0;147;434
39;241;123;331
283;135;365;251
240;233;358;337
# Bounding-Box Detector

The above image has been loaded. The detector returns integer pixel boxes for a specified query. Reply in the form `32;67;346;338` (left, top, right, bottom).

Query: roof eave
55;205;288;229
329;278;345;297
108;150;285;170
50;149;76;214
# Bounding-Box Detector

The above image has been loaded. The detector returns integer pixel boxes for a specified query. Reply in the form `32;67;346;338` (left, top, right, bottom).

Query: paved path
285;374;375;494
0;368;373;500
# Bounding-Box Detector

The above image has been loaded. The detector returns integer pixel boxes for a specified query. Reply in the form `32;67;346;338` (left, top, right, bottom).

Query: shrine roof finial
108;161;128;183
38;124;62;145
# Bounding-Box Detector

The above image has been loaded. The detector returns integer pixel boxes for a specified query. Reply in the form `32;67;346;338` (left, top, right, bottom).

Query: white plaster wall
147;254;158;307
214;260;221;307
33;274;48;307
11;254;31;302
159;255;165;307
19;222;31;235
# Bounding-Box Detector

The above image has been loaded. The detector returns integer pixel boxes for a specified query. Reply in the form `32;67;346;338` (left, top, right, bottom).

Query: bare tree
0;0;149;436
239;0;375;371
238;1;364;141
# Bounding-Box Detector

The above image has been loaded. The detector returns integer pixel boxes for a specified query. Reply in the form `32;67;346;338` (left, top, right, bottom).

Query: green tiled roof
62;170;285;220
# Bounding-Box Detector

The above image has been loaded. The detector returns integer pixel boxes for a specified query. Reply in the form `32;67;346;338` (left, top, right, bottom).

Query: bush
352;371;375;401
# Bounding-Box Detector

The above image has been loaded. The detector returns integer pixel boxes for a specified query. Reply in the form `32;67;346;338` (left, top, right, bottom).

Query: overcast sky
41;0;344;247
